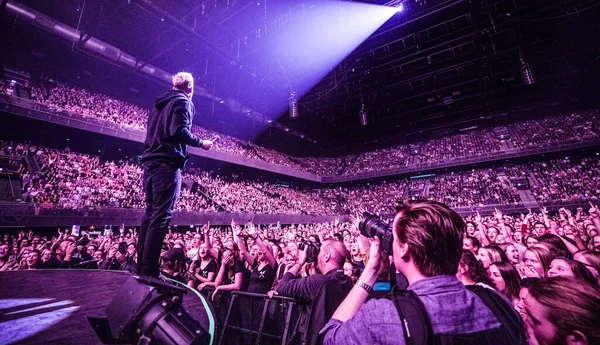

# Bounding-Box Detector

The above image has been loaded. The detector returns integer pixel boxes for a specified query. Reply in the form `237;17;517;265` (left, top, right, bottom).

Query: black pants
137;163;181;277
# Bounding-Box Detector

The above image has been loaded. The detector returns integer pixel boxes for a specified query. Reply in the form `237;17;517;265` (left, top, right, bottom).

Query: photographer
43;239;82;269
322;200;527;345
159;247;188;282
99;242;134;271
275;239;353;345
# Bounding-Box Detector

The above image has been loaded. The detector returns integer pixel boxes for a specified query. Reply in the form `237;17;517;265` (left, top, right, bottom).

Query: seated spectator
5;71;599;178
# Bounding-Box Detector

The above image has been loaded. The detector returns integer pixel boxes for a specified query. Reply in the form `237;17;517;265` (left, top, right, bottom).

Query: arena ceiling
1;0;599;150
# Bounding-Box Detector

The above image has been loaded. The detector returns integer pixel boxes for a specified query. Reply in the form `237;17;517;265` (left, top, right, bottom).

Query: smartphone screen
71;225;80;236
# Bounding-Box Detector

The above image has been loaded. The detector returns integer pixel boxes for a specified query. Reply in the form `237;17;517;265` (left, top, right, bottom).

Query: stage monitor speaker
105;275;210;345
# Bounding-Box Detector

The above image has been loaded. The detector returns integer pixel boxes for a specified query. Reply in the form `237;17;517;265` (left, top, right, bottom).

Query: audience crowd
2;75;598;177
3;140;599;216
529;157;600;203
3;77;600;344
3;59;600;345
1;203;600;344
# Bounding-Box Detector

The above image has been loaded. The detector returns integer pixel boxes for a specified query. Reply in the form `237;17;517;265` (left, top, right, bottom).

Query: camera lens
359;212;394;254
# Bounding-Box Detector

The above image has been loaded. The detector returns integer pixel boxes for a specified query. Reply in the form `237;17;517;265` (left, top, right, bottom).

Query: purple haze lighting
256;1;398;118
395;4;404;12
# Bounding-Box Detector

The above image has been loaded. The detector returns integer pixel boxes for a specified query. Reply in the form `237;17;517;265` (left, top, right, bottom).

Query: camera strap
465;285;528;345
388;285;527;345
389;286;437;345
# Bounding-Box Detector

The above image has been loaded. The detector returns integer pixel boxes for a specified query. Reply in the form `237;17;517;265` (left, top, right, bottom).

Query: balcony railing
1;96;599;183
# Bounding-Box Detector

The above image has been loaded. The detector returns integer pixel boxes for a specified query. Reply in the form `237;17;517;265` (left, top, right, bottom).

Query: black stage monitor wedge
105;275;210;345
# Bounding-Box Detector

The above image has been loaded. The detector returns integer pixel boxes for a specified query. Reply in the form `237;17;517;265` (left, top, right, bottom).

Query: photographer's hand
285;247;307;277
331;237;381;323
64;242;76;262
297;247;307;266
363;237;382;276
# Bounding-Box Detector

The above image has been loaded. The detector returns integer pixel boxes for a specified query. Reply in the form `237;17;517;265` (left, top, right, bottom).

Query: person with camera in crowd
99;241;136;271
321;200;527;345
274;237;353;345
3;201;600;344
43;238;82;269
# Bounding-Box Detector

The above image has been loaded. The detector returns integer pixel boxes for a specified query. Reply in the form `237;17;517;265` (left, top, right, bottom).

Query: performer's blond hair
172;72;194;91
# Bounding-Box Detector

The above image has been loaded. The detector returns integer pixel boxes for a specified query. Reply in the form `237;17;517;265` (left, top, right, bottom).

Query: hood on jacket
155;90;188;110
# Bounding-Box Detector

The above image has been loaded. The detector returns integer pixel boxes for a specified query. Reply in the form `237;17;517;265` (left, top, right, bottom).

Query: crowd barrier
0;201;594;227
196;287;306;345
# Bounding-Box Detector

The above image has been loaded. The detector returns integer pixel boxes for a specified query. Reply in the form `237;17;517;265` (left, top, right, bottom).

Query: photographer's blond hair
172;72;194;91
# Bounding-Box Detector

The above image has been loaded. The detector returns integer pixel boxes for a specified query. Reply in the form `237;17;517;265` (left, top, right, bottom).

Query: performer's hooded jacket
141;89;203;169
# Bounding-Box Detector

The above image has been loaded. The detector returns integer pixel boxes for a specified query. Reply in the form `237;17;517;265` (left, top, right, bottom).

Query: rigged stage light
520;58;536;85
385;0;406;13
359;103;369;126
289;91;299;118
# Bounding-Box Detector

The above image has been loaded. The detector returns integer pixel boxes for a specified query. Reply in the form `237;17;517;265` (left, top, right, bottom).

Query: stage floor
0;270;216;345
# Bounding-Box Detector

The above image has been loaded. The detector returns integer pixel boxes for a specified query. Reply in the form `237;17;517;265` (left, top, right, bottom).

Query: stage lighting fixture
289;91;299;118
519;58;535;85
99;275;211;345
385;0;405;12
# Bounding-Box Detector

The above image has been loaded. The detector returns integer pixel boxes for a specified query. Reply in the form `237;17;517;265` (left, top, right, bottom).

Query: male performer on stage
137;72;213;277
